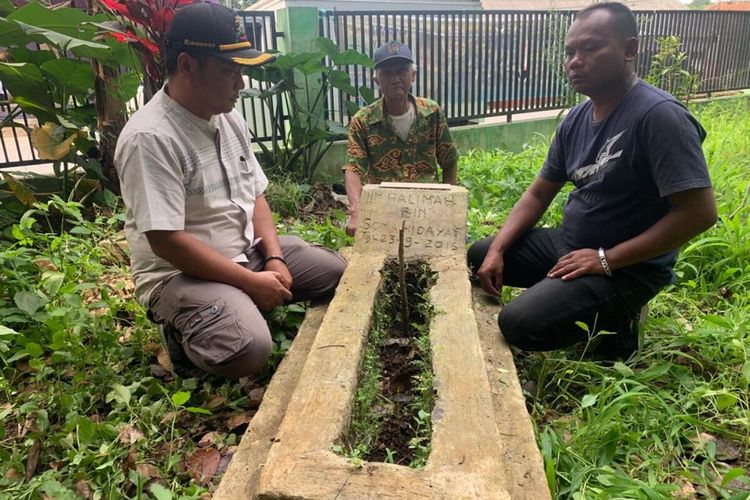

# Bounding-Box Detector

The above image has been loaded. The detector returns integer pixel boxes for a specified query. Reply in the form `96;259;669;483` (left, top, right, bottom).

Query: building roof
248;0;480;10
482;0;685;9
707;1;750;10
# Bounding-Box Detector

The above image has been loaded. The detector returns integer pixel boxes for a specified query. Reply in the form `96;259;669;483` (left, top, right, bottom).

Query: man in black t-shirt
468;2;717;360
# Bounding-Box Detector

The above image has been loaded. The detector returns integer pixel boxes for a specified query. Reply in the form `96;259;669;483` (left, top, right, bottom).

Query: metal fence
237;11;283;143
0;10;278;170
320;9;750;126
2;9;750;169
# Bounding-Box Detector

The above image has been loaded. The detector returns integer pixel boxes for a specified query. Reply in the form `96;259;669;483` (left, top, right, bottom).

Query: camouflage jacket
343;95;458;183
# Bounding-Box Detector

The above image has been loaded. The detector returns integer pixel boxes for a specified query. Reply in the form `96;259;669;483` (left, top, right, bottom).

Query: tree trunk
93;62;127;195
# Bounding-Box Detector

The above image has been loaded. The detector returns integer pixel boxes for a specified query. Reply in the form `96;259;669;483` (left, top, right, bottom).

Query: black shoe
591;317;640;363
159;324;203;378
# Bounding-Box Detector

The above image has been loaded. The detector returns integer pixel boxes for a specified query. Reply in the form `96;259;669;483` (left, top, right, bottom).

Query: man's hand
346;211;358;237
477;251;505;296
548;248;603;281
243;271;293;311
264;259;292;289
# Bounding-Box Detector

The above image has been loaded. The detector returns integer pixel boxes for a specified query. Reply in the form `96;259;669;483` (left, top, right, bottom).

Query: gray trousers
149;236;346;378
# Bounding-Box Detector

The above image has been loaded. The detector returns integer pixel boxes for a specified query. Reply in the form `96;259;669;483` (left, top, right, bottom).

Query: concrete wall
313;114;562;183
312;93;750;183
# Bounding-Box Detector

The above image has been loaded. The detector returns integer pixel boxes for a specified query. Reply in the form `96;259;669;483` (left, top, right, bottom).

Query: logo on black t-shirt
571;130;626;182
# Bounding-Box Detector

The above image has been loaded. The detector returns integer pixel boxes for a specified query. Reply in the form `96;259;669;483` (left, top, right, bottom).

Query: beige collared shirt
115;87;268;305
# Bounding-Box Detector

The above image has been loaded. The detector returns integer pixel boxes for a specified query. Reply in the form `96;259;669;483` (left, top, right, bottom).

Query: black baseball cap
165;2;274;67
373;41;414;69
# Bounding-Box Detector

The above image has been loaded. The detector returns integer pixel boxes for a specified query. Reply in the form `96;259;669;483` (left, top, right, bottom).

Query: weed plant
460;98;750;497
0;97;746;497
339;259;436;469
0;197;322;497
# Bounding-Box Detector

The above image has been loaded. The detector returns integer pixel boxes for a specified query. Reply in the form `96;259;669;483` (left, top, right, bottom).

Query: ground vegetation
0;99;746;497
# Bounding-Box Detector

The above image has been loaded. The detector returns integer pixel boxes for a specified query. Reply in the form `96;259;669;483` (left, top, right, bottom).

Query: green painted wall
311;92;750;183
274;7;325;153
275;7;319;54
313;115;562;183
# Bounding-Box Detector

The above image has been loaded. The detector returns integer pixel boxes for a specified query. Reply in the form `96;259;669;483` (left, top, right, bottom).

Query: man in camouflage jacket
343;41;458;236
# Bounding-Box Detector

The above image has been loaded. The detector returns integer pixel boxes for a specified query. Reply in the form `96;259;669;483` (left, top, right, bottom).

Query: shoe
159;324;203;378
591;316;641;363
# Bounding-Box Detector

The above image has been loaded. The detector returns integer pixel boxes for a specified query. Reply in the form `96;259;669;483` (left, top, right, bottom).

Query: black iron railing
0;11;279;170
320;9;750;126
2;9;749;169
237;11;284;143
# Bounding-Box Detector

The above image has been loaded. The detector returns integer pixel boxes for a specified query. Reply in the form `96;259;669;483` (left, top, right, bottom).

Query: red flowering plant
97;0;203;99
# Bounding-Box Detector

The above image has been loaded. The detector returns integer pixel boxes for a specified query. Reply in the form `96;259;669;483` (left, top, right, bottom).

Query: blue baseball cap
373;41;414;69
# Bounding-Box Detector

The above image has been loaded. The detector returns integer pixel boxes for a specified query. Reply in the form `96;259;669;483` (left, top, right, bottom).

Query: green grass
0;97;746;497
459;98;750;498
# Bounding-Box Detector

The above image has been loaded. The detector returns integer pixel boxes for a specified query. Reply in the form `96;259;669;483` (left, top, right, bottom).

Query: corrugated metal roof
482;0;685;10
707;1;750;10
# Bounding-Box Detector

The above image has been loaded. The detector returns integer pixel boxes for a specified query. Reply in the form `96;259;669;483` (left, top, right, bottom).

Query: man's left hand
547;248;604;281
264;259;292;289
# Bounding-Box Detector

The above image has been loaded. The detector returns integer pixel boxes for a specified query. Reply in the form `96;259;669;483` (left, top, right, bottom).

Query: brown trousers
149;236;346;378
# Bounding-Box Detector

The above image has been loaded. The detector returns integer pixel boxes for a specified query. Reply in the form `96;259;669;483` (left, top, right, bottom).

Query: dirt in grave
349;259;437;466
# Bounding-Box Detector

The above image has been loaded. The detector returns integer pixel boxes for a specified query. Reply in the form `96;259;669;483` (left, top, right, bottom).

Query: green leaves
0;62;56;123
8;2;100;39
108;383;133;406
316;37;373;67
248;38;371;183
14;290;48;316
579;393;598;409
40;59;95;101
170;391;190;406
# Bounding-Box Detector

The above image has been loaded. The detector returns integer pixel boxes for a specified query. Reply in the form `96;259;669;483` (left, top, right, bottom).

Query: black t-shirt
540;81;712;283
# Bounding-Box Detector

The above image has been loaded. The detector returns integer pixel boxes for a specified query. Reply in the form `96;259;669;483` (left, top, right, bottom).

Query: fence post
274;6;325;150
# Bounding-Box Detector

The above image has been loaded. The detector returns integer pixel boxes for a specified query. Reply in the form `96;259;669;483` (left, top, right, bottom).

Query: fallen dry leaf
30;122;81;160
673;480;696;499
74;479;94;499
24;438;41;481
149;363;171;379
135;463;162;481
217;446;237;476
226;412;254;432
160;411;178;425
715;437;741;461
184;447;221;486
206;394;226;410
144;342;161;356
198;431;219;448
247;387;265;409
118;424;145;445
4;468;22;480
122;450;138;475
157;347;174;374
32;258;58;272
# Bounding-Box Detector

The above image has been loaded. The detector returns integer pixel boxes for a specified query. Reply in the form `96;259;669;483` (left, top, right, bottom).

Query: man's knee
497;301;539;350
209;326;273;378
178;292;273;378
284;238;347;299
467;237;492;275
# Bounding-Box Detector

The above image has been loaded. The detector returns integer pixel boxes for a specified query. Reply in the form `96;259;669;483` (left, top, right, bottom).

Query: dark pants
467;228;665;351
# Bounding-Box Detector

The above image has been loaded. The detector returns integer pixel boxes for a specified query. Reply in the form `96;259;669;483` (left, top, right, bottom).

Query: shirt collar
158;83;218;134
364;94;432;125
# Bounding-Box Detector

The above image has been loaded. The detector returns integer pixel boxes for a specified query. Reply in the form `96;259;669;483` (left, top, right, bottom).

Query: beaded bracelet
264;255;287;265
